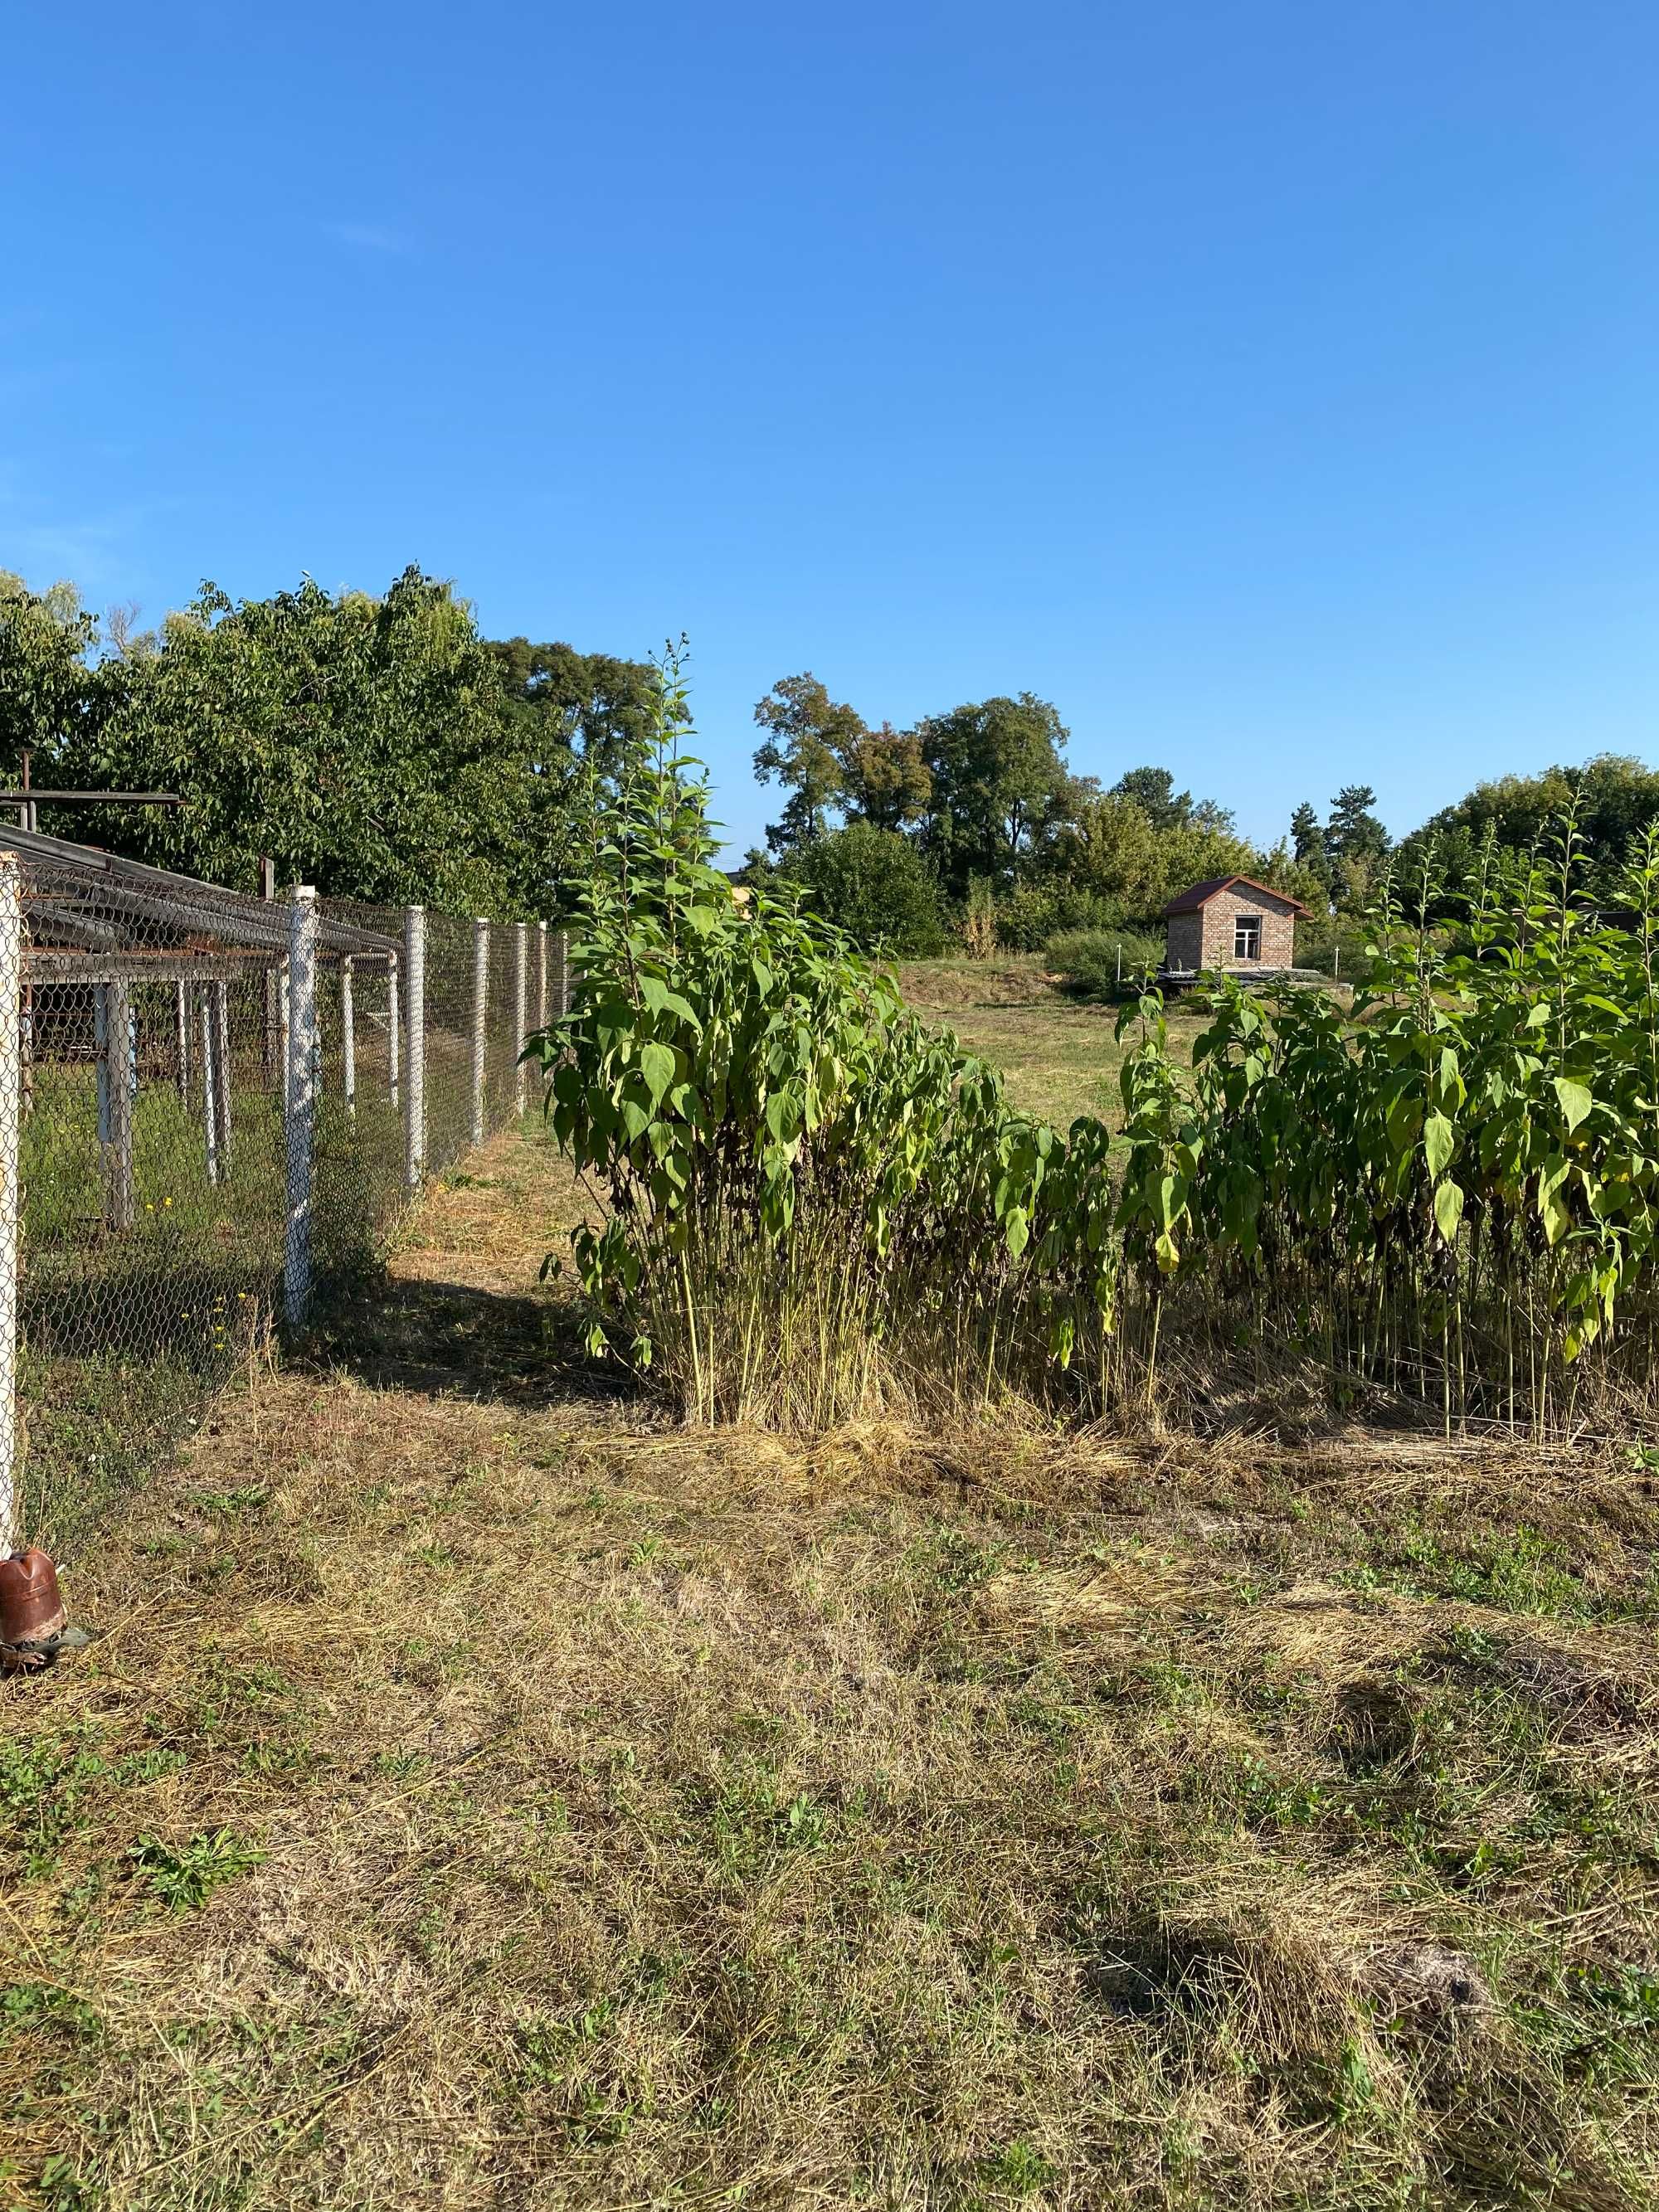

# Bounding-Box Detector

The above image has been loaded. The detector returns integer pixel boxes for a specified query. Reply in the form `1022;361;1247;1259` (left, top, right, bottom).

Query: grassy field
5;1127;1659;2210
897;955;1204;1128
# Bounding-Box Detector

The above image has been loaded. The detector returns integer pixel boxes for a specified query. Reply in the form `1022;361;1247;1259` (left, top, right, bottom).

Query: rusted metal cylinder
0;1549;67;1646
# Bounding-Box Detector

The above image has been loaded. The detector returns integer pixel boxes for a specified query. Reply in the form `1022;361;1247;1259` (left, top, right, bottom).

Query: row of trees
0;567;659;915
6;566;1657;950
746;670;1397;953
747;667;1659;958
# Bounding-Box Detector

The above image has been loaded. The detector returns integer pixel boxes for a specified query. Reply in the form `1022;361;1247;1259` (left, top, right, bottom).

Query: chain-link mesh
0;841;566;1559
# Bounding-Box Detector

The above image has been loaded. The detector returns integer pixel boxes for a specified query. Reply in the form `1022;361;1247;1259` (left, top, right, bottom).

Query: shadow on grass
308;1271;630;1410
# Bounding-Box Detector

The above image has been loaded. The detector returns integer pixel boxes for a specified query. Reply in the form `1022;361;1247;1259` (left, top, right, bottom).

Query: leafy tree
781;821;945;955
1111;766;1192;831
0;571;119;771
843;719;931;832
1290;800;1323;865
54;568;527;911
1400;754;1659;902
486;635;659;898
1288;800;1332;899
916;693;1070;899
1324;784;1390;908
752;673;867;855
488;636;657;784
1052;793;1165;917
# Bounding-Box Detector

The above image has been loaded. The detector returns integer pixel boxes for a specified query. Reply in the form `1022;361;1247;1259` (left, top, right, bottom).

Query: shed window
1233;913;1262;960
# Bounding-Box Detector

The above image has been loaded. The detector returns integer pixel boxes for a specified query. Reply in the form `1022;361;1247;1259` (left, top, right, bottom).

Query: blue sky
6;2;1657;859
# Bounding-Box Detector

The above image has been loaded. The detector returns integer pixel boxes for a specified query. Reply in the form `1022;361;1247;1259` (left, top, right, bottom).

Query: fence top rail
0;830;401;960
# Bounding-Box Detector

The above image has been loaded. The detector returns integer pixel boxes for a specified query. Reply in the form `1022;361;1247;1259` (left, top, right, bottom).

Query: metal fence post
284;886;318;1327
199;988;220;1187
513;922;528;1116
341;955;357;1121
470;916;489;1147
0;858;22;1547
174;978;190;1105
404;907;425;1189
537;919;548;1033
387;951;401;1114
212;978;232;1168
105;979;134;1231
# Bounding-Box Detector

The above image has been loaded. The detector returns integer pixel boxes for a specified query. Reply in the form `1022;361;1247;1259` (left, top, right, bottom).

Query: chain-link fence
0;838;568;1560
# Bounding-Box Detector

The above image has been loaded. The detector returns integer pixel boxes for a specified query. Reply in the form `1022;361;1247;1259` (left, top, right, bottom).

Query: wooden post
470;916;489;1148
341;956;357;1121
537;920;548;1032
553;927;569;1016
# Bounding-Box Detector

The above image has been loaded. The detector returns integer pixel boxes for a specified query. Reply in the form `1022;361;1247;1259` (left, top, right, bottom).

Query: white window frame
1233;913;1262;961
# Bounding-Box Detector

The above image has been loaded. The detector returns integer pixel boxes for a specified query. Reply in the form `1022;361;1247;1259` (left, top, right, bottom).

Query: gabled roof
1162;874;1311;919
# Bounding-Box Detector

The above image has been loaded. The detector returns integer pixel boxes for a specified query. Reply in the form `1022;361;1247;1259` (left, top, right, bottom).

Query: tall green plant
536;683;1659;1438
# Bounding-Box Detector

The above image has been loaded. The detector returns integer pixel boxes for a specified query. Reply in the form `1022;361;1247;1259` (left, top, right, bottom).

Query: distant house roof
1162;874;1311;920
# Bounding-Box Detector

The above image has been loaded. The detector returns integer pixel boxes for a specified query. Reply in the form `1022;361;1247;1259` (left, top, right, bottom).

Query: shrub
962;878;999;960
1046;926;1165;999
995;883;1121;951
1292;909;1376;984
534;675;1659;1439
782;823;946;956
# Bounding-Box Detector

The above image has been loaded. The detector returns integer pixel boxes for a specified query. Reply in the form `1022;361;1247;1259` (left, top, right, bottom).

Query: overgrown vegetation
0;567;654;913
7;1129;1659;2210
535;667;1659;1436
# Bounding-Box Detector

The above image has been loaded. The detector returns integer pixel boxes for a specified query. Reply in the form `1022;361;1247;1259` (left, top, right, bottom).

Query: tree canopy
914;693;1071;900
752;673;868;855
0;566;645;916
1399;754;1659;902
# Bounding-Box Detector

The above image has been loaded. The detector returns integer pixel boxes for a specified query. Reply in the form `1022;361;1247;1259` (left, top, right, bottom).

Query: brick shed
1161;875;1310;975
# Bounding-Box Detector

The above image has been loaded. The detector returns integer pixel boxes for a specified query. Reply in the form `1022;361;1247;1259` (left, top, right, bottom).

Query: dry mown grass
5;1130;1659;2209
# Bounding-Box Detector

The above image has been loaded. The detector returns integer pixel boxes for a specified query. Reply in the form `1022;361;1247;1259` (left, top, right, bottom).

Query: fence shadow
313;1271;628;1409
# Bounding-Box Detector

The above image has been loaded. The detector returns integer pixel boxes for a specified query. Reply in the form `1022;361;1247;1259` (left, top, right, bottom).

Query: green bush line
533;664;1659;1435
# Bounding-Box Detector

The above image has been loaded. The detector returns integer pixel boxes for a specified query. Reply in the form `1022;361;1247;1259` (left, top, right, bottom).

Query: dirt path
4;1126;1659;2210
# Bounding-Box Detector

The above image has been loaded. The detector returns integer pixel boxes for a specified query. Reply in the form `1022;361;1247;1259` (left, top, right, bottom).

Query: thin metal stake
285;887;319;1327
201;989;220;1188
212;979;232;1167
513;923;528;1116
105;980;134;1231
341;956;357;1121
404;907;425;1189
0;860;23;1548
470;916;489;1147
387;952;401;1114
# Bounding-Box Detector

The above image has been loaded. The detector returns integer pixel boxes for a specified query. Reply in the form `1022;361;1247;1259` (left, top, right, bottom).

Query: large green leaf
1554;1077;1593;1133
1433;1179;1464;1244
639;1042;676;1106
